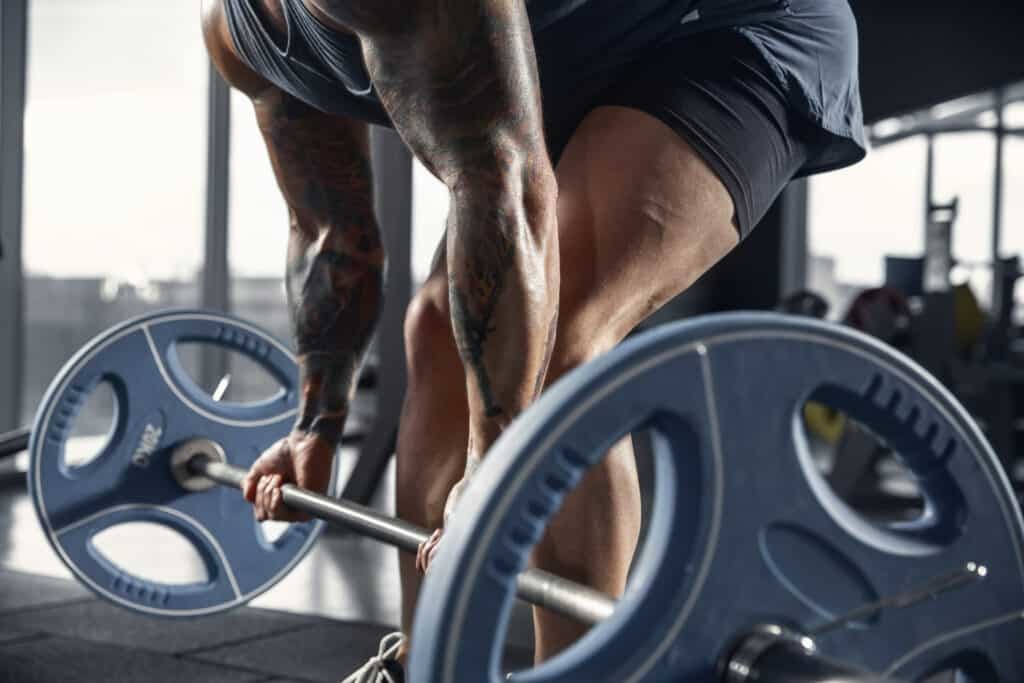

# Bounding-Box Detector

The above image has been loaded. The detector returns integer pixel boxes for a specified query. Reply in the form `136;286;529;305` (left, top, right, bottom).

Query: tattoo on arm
448;229;516;419
359;0;556;446
257;92;384;444
288;242;381;443
292;352;357;443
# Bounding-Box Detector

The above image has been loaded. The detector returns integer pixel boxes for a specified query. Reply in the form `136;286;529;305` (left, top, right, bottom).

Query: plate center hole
175;341;286;406
65;380;118;469
802;398;925;525
92;522;209;585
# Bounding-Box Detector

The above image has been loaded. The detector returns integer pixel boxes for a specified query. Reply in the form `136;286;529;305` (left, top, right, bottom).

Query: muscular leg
530;106;737;658
398;105;738;660
396;270;467;637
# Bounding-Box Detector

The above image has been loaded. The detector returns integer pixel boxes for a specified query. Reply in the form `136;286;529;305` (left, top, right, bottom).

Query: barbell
0;425;30;460
26;309;1024;682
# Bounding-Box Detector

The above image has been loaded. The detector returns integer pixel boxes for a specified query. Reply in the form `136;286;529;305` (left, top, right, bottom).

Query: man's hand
416;454;481;574
242;432;336;522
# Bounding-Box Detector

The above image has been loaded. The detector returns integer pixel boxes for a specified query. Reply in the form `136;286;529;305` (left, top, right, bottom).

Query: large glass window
1006;101;1024;129
808;95;1023;321
21;1;208;424
227;89;291;345
808;138;927;316
1003;102;1024;323
933;133;995;302
412;160;449;286
225;89;296;407
1004;135;1024;322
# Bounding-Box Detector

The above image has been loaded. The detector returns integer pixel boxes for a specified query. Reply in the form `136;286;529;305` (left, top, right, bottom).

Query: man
200;0;865;680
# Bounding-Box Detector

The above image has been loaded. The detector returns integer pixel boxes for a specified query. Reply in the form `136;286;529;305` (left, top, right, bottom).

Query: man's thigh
550;31;821;355
550;105;738;360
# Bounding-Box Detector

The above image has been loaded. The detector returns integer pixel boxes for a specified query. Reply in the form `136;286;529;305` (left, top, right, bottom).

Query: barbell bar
0;425;30;459
182;444;616;626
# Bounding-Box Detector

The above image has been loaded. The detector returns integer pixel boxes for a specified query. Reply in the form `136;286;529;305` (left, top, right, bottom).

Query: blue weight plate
29;309;337;617
410;312;1024;682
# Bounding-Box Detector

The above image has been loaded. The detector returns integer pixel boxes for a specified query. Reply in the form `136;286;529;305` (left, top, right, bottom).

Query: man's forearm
288;237;384;444
447;174;560;457
249;88;385;448
329;0;560;458
287;219;385;444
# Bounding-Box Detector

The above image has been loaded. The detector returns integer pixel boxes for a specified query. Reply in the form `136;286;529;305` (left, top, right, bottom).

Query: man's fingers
256;475;311;522
242;474;259;503
244;438;292;504
256;475;268;508
257;475;275;520
417;529;443;575
427;538;442;570
416;535;429;574
253;483;266;521
245;456;277;504
266;477;293;520
268;486;285;520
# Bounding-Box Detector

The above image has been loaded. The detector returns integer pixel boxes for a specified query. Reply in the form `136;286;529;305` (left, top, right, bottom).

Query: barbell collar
722;624;904;683
186;450;617;625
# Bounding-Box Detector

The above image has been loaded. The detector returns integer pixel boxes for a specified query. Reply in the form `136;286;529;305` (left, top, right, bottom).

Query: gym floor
0;449;536;682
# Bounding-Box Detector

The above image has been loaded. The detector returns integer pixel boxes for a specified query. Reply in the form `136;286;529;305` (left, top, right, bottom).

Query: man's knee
542;309;621;391
542;344;600;392
403;276;455;383
538;194;622;388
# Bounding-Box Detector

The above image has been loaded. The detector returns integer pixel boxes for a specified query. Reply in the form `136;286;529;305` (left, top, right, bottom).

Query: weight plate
29;309;337;617
410;312;1024;682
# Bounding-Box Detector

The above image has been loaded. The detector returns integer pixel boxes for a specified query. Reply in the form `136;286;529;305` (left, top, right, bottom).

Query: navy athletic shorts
583;28;825;236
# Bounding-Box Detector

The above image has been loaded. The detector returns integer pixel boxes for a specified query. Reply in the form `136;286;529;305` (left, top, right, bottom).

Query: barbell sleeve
740;640;898;683
722;625;905;683
188;455;617;626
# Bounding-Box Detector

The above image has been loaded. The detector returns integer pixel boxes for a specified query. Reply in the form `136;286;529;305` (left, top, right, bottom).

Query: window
808;138;926;317
1004;135;1024;321
227;89;292;346
808;91;1023;322
412;160;449;286
1005;101;1024;129
21;1;208;423
933;133;995;302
